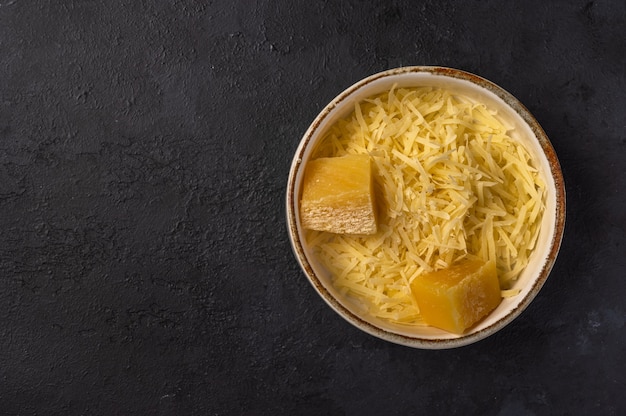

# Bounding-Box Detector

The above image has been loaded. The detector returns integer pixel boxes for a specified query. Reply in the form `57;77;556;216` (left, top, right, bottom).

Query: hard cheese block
411;259;502;334
300;154;377;235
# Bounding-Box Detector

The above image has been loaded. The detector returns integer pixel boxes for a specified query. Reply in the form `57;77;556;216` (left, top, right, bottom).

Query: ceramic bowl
286;66;565;349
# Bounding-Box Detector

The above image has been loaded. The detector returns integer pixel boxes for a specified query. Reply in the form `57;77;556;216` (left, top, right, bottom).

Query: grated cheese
306;86;546;325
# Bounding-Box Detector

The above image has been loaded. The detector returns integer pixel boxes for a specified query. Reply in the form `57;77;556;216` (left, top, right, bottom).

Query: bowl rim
286;66;566;349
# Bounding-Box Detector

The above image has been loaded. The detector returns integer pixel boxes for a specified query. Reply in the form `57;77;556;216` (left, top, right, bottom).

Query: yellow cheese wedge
300;154;377;235
410;259;502;334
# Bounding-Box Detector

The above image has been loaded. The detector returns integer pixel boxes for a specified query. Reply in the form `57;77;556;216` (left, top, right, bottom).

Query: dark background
0;0;624;414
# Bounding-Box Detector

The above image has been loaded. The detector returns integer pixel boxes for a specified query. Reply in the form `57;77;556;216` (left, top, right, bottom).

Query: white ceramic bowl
286;66;565;349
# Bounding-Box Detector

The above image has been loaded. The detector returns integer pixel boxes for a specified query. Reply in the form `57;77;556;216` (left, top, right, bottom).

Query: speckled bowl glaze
286;66;565;349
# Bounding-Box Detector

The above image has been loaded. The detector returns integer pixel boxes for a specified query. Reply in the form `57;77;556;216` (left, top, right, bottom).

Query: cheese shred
306;86;546;325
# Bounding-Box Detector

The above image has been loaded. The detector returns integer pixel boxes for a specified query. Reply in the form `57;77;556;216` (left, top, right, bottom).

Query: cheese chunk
300;154;377;234
410;259;501;333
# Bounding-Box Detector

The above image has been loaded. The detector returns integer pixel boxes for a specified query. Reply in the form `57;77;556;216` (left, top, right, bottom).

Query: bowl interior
287;67;564;348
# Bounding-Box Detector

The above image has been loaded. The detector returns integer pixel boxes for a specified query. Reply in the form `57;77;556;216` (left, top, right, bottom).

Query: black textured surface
1;1;625;414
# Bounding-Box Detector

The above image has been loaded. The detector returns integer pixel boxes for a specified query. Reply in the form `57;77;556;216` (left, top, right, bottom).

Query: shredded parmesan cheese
306;86;546;325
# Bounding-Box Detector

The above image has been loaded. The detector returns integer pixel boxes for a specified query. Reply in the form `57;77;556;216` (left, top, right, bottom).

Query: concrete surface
0;0;624;414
